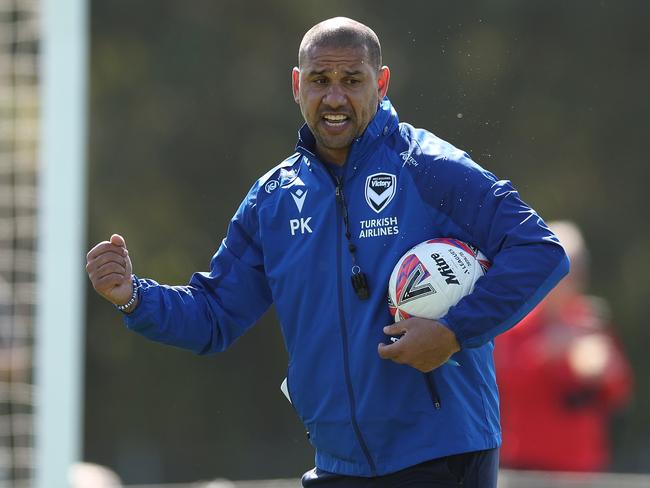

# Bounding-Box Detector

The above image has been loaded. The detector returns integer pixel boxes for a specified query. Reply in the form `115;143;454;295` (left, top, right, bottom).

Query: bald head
546;220;590;299
547;220;588;269
298;17;382;72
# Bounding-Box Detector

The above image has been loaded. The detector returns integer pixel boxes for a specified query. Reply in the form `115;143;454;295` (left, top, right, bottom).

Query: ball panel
426;237;476;257
395;253;430;305
388;238;490;322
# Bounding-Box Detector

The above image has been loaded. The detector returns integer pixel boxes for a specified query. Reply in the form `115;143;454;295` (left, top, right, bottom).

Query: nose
322;83;346;109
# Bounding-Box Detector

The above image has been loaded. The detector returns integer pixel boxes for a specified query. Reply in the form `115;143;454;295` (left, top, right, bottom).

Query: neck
316;145;348;166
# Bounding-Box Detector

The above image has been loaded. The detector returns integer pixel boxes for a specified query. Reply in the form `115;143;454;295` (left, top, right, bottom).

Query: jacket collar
295;97;399;169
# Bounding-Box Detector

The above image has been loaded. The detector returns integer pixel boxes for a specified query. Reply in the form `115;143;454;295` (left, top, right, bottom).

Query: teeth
324;114;348;122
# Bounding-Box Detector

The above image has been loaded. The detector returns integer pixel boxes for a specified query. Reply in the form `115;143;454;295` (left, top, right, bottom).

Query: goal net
0;0;39;485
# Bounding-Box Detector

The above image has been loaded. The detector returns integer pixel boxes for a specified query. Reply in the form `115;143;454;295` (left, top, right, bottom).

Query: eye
345;78;361;85
313;77;328;84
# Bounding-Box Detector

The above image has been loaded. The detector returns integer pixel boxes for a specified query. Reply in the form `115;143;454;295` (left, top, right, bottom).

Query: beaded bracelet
116;275;140;312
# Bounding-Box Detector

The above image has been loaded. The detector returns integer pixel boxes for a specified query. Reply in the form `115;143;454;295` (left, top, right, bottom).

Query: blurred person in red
494;220;633;472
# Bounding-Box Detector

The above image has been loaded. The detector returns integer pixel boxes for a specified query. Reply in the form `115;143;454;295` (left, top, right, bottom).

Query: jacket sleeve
122;185;273;354
419;152;570;348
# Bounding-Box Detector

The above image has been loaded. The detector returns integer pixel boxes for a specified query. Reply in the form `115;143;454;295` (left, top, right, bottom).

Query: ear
377;66;390;99
292;67;300;104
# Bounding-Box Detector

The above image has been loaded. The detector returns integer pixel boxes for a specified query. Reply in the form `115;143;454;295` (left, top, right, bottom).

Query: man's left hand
378;318;461;372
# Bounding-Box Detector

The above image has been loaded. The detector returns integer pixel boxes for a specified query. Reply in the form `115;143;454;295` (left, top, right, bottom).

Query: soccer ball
388;238;490;322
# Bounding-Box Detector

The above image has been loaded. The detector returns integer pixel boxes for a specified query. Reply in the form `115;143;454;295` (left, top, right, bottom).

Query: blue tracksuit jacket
123;98;569;476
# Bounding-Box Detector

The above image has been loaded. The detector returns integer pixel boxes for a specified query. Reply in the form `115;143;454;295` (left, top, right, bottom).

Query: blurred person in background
495;220;633;472
68;462;122;488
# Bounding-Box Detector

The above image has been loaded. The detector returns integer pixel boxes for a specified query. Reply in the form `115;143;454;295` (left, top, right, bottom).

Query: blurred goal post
0;0;87;488
0;0;40;485
0;0;87;486
35;0;88;486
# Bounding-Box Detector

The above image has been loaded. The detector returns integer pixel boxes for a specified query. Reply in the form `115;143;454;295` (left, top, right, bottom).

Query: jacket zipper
424;371;442;410
332;175;378;475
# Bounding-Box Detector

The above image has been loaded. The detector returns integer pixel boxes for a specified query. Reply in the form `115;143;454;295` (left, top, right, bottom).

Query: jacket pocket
423;371;441;409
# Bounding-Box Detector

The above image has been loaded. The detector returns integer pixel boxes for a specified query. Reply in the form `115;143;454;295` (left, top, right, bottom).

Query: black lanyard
332;175;370;300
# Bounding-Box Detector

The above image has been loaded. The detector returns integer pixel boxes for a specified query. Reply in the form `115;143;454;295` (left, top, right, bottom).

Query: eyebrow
307;69;365;76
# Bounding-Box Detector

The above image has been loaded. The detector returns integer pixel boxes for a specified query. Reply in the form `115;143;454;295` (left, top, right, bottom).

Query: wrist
120;294;140;314
115;275;140;313
436;317;461;352
435;319;461;353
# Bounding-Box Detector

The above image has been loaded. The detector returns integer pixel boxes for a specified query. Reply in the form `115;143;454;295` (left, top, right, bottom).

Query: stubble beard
314;129;356;151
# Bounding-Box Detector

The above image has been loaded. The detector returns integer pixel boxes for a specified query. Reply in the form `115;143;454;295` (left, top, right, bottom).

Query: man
495;221;632;472
86;17;569;487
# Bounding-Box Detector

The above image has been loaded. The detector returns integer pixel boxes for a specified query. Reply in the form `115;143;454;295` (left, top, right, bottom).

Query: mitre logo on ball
388;238;491;322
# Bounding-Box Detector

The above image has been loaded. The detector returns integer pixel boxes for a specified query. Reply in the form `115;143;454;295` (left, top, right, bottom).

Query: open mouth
322;114;350;127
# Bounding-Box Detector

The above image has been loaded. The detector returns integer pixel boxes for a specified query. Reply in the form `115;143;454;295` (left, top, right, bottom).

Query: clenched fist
86;234;134;308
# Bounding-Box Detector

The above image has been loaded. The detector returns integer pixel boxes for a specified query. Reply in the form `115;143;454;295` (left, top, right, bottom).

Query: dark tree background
85;0;650;483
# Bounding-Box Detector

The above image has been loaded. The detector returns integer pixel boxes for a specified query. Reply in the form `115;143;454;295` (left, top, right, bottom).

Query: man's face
292;45;390;165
